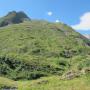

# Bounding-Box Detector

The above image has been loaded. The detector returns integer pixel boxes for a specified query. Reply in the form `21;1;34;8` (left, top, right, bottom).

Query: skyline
0;0;90;34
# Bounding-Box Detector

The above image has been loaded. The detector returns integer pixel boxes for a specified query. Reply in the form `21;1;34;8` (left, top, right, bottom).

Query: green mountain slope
0;11;30;27
0;20;90;80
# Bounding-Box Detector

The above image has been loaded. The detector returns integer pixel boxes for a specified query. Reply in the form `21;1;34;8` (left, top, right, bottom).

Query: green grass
0;77;17;89
17;74;90;90
0;21;90;80
0;11;90;90
0;74;90;90
0;20;89;90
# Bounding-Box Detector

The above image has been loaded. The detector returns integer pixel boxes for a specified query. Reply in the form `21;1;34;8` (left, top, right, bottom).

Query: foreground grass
0;74;90;90
17;74;90;90
0;77;17;89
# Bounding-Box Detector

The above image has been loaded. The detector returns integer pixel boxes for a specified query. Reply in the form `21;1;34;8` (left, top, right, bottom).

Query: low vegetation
0;74;90;90
0;11;90;90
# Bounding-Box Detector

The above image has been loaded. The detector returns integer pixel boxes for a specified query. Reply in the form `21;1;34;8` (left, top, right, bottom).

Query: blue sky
0;0;90;34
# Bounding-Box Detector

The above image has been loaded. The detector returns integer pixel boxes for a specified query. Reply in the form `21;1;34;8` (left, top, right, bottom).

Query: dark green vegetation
0;12;90;90
0;11;30;27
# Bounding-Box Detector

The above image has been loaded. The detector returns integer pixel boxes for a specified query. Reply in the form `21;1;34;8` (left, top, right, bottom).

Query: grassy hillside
0;20;90;81
0;74;90;90
19;74;90;90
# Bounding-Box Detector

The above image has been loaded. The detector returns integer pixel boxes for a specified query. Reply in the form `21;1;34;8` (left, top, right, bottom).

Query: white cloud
55;19;60;23
72;12;90;30
47;11;53;16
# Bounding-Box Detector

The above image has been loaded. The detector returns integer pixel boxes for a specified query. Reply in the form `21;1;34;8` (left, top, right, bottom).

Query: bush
78;59;90;70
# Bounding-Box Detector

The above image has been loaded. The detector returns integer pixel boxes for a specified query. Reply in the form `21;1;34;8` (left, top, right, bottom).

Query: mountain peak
0;11;31;27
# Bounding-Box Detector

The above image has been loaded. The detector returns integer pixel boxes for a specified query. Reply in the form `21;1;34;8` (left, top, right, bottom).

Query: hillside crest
0;11;30;27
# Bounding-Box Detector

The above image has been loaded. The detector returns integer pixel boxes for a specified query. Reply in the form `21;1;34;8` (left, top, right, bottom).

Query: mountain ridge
0;11;30;27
